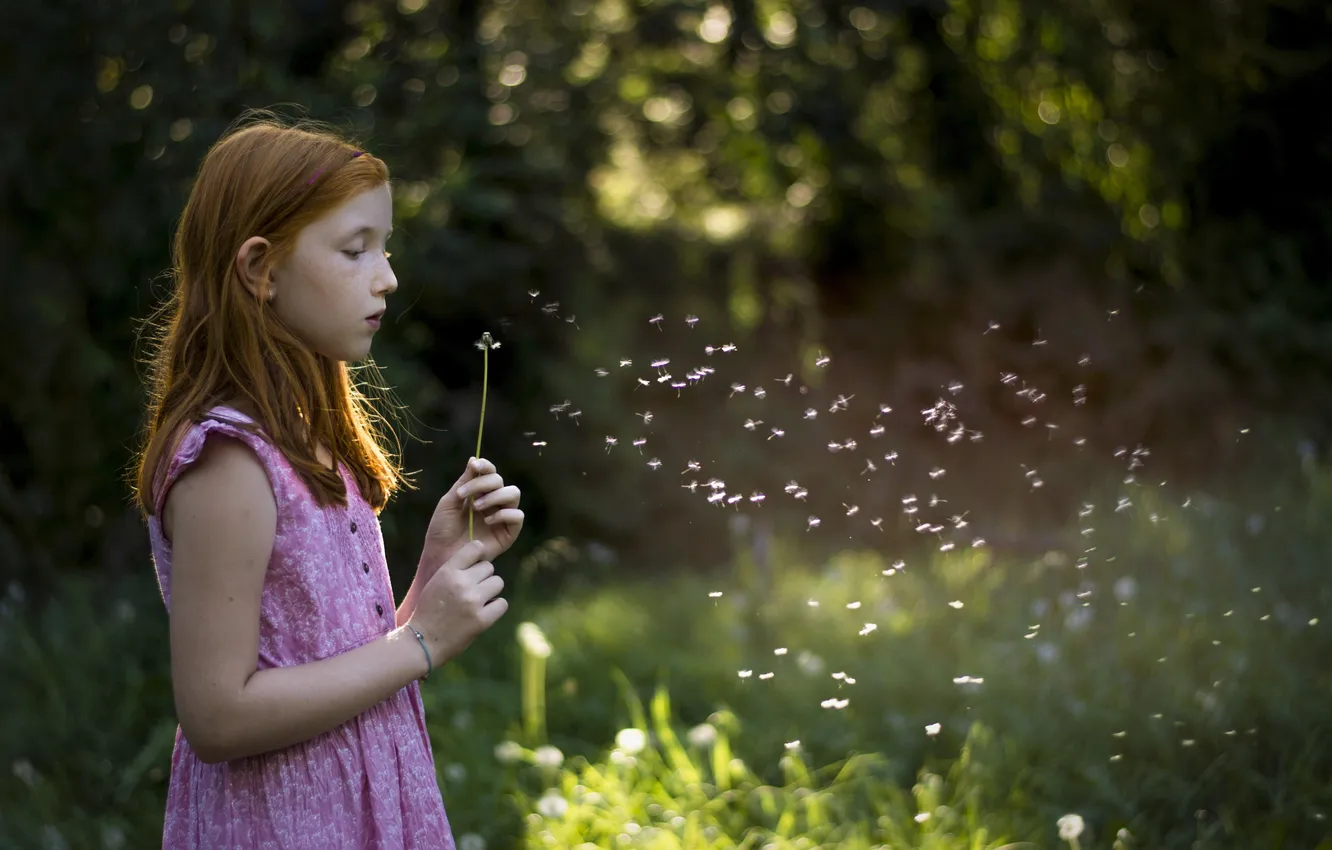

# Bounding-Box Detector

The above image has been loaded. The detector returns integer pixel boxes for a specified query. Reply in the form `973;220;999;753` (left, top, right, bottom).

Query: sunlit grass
2;469;1331;848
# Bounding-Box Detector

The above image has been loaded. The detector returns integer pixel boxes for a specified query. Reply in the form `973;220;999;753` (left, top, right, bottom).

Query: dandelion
468;332;497;540
494;740;523;763
533;745;564;768
687;723;718;748
516;622;552;658
1057;813;1086;848
615;727;647;755
535;790;569;819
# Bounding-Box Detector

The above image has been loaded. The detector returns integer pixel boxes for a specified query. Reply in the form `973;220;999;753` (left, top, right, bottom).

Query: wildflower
516;622;552;659
615;728;647;755
494;741;523;763
533;745;564;768
687;723;718;749
535;790;569;819
1058;813;1086;847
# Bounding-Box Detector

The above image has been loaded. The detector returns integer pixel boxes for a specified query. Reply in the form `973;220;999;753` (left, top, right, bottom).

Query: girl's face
269;184;397;362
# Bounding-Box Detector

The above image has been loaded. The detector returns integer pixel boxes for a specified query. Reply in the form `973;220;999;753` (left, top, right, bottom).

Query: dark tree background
2;0;1329;612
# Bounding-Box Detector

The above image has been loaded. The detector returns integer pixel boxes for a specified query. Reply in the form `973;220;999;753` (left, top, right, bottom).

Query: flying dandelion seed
753;387;767;399
859;623;877;635
730;383;747;397
527;289;540;300
647;458;662;470
708;591;723;598
769;428;785;440
807;516;821;530
685;315;699;328
542;302;560;315
619;358;633;367
649;314;664;330
814;353;831;367
594;368;609;377
604;436;617;452
632;438;647;452
804;408;819;420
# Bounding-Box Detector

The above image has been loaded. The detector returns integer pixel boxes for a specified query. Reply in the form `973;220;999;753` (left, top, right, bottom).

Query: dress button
375;603;384;616
363;562;370;574
350;521;358;533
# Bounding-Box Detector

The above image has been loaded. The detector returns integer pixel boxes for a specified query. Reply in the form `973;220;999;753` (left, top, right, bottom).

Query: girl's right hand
407;540;508;665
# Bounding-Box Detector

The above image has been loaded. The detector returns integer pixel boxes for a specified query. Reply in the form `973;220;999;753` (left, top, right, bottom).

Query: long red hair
132;111;409;516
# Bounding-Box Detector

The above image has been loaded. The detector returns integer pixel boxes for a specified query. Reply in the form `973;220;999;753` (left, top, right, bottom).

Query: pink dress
148;405;455;849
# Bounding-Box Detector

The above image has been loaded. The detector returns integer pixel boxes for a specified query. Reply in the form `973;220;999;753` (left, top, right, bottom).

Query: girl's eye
342;249;365;259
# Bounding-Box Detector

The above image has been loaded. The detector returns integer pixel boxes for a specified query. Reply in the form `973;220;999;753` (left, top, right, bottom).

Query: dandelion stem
469;335;492;540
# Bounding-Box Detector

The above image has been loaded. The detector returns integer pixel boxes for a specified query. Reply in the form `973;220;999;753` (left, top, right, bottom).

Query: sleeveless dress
147;405;455;849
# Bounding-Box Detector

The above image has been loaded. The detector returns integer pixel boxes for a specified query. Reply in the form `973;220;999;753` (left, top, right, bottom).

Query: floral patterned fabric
148;406;454;849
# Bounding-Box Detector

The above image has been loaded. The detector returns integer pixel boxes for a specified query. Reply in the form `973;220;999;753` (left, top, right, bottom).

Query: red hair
132;111;410;516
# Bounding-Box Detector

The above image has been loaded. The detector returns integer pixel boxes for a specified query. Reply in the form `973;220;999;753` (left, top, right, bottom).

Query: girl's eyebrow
346;225;393;239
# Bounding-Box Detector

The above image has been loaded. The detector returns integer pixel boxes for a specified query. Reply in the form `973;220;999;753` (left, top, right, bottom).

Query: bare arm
165;437;429;764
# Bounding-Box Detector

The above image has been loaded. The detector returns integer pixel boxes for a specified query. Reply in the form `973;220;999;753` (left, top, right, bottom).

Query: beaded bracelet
405;624;433;681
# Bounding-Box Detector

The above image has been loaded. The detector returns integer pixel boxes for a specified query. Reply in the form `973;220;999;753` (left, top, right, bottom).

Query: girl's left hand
418;457;524;574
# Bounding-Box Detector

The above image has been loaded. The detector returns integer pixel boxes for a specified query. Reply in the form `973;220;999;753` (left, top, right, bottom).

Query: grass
3;465;1332;849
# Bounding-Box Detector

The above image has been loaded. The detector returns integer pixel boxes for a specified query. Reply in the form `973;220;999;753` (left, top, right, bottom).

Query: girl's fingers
483;509;524;527
470;457;496;475
458;473;505;500
474;485;520;510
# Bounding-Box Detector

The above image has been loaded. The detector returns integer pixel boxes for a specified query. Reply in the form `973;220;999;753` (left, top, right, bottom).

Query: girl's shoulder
153;405;281;517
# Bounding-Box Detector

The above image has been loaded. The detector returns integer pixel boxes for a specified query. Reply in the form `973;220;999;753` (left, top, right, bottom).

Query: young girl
132;114;523;849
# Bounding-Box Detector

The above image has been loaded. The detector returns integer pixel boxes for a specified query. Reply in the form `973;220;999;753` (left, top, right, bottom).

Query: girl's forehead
314;184;394;233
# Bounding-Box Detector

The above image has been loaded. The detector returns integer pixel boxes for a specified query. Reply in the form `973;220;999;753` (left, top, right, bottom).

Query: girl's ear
236;236;275;301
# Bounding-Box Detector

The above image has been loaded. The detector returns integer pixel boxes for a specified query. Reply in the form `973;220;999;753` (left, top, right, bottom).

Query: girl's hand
418;457;524;575
408;540;508;666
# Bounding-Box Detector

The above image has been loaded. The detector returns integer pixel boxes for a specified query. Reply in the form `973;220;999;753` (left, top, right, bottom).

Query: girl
131;114;523;849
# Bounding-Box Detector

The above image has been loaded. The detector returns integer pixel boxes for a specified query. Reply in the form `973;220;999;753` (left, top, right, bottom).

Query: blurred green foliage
4;464;1332;847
